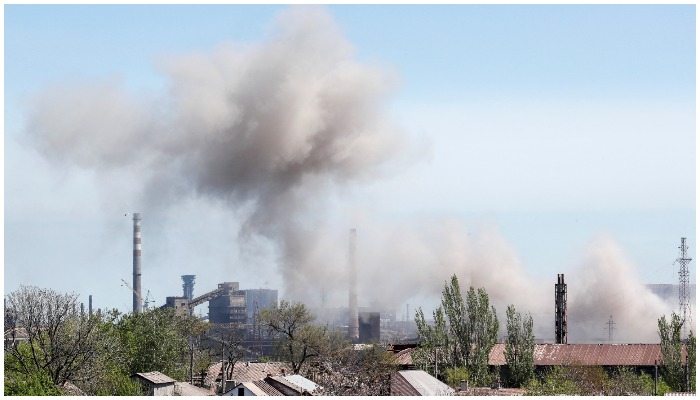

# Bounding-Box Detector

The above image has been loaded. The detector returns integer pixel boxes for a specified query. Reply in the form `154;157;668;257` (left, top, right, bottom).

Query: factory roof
489;343;683;367
391;370;455;396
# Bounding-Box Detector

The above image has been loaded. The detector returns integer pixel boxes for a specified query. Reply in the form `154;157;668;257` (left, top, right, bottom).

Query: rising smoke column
25;6;405;300
567;234;671;343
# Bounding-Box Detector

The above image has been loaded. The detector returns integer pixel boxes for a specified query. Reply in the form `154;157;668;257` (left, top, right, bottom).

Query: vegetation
657;312;686;392
4;286;210;395
504;304;535;388
687;330;696;392
258;300;328;374
4;285;119;391
414;274;499;387
524;365;658;396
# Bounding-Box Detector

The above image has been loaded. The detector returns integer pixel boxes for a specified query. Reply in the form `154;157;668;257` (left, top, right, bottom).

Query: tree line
414;274;696;395
4;285;398;396
4;280;696;396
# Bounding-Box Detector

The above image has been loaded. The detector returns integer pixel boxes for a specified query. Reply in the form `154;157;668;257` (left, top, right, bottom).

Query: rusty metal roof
205;361;289;388
489;343;678;366
395;347;415;365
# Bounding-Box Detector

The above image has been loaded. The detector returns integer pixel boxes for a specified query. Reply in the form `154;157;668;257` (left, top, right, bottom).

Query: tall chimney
555;273;567;344
348;229;359;340
89;295;93;316
133;213;142;314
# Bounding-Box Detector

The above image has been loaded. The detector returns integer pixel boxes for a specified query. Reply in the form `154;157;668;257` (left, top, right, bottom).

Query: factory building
359;312;380;343
244;289;278;324
209;282;248;324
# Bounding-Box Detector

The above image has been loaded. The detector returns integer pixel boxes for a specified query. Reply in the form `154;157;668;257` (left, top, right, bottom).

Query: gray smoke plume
25;6;404;300
24;6;675;342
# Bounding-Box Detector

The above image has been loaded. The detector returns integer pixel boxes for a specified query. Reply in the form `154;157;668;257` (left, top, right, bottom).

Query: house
205;362;291;394
391;370;455;396
131;371;176;396
225;374;318;396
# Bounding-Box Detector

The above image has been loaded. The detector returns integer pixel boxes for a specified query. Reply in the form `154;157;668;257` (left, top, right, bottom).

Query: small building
131;371;176;396
204;361;290;393
391;370;455;396
225;374;318;396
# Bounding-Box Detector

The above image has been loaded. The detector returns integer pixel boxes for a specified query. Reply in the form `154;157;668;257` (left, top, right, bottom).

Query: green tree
4;285;117;391
688;330;696;393
314;338;398;396
658;312;686;391
4;344;62;396
414;306;449;377
115;307;193;380
414;275;499;387
524;365;580;396
259;300;327;374
504;304;535;388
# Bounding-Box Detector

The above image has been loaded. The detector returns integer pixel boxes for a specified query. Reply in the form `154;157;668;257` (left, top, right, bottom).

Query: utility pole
676;237;692;338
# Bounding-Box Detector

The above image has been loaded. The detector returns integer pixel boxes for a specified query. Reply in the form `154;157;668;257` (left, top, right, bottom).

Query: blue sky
4;5;696;340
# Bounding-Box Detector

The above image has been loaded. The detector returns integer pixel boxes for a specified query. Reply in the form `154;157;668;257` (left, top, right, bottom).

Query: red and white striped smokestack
133;213;142;314
348;228;359;340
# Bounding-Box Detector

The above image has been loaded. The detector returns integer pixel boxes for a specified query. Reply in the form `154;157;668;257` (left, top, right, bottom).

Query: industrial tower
555;274;567;344
182;275;196;301
132;213;142;314
348;229;359;340
676;237;692;337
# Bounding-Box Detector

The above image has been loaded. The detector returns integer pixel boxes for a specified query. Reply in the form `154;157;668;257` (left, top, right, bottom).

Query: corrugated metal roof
391;372;421;396
396;370;455;396
250;380;282;396
132;371;176;385
489;343;679;366
280;375;318;392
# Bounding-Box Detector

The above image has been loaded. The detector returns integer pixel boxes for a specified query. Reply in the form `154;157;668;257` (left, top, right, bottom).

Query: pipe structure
348;228;359;340
133;213;142;314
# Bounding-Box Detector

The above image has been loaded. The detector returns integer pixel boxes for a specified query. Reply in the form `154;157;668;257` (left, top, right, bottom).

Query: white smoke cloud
568;234;673;343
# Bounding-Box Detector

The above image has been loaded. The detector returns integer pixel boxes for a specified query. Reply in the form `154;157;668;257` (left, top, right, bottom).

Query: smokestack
555;273;567;344
348;228;359;340
133;213;142;314
89;295;93;316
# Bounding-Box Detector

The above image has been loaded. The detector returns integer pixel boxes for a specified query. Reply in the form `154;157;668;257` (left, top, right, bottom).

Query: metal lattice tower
676;237;692;337
604;315;616;343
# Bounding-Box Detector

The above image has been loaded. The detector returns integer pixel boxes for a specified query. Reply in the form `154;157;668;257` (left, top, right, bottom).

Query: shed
131;371;176;396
